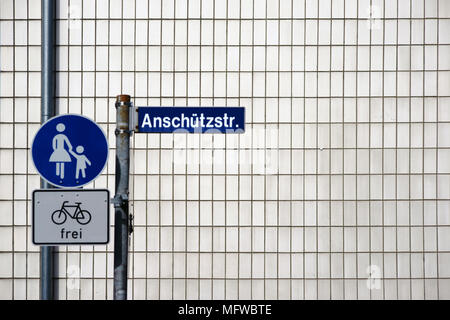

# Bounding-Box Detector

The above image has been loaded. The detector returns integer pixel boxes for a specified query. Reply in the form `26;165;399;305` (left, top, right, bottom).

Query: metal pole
113;95;131;300
40;0;56;300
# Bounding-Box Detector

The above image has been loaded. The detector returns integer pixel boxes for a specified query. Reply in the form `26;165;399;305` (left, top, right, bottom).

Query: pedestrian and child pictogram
31;114;108;188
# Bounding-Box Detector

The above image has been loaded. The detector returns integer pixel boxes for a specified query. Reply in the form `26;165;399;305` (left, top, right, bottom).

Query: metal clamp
115;101;130;108
111;194;128;208
128;214;134;235
114;128;133;136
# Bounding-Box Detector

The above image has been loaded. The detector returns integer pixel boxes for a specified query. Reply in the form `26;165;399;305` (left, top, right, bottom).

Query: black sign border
32;189;110;245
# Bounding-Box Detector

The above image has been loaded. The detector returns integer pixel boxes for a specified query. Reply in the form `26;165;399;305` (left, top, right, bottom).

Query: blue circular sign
32;114;109;188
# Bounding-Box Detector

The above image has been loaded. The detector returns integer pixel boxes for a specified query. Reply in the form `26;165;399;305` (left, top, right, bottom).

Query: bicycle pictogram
51;201;92;225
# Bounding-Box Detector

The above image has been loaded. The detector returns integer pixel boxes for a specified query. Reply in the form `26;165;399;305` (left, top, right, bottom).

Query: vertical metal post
113;95;131;300
40;0;56;300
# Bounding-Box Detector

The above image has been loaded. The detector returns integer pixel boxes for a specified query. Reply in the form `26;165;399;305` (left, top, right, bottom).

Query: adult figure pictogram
49;123;73;179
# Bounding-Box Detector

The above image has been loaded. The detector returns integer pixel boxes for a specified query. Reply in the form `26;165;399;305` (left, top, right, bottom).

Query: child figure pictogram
69;146;91;179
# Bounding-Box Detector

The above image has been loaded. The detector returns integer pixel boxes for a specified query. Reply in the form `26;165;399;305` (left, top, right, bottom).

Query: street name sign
31;114;109;188
136;107;245;133
32;189;110;245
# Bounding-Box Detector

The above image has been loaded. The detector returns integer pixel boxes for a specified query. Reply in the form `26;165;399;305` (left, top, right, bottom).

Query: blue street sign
31;114;109;188
137;107;245;133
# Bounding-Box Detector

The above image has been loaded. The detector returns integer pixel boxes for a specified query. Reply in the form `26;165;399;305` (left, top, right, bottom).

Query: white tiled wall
1;0;450;300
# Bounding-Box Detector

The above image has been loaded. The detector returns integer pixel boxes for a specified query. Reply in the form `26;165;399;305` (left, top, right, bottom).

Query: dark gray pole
40;0;56;300
113;95;131;300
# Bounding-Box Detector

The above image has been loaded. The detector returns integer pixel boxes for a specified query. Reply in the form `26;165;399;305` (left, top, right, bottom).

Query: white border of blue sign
135;106;246;133
31;114;109;188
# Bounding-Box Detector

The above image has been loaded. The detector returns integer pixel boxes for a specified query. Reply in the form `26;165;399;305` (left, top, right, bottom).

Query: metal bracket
111;194;133;234
111;194;129;208
114;128;133;136
114;100;135;136
128;214;134;235
129;102;135;134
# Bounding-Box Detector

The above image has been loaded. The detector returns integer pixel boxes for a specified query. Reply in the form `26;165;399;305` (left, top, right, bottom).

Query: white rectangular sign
32;189;110;245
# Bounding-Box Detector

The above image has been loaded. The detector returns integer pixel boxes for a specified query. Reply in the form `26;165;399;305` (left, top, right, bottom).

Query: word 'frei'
60;228;83;239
